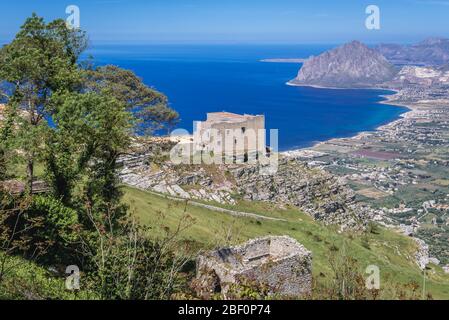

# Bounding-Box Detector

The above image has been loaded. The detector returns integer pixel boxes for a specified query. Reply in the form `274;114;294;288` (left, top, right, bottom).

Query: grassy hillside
123;186;449;299
0;254;95;300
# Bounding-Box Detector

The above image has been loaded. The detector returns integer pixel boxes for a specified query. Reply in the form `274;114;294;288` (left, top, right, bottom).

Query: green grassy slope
123;186;449;299
0;254;95;300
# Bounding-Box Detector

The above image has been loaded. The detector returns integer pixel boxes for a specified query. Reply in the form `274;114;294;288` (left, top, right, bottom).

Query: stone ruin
195;236;312;299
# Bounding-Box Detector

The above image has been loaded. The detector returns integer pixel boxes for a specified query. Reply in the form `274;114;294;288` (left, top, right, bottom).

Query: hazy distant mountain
289;41;397;88
375;38;449;66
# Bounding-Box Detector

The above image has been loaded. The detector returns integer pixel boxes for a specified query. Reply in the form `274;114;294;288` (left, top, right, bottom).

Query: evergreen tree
84;65;179;135
0;13;87;194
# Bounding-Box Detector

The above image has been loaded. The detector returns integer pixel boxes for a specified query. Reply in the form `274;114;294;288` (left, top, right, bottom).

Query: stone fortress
194;112;266;162
195;236;312;299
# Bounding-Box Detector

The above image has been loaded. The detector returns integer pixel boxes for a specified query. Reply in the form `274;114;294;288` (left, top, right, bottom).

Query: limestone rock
119;139;371;231
290;41;397;88
443;265;449;274
414;238;430;270
171;185;191;199
231;158;370;231
195;236;312;299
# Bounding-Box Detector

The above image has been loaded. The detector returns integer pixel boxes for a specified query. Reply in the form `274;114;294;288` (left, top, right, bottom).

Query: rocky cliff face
119;140;370;231
119;139;238;205
232;159;370;232
290;41;397;88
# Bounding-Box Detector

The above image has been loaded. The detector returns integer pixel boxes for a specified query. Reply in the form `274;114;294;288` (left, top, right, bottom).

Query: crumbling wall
195;236;312;299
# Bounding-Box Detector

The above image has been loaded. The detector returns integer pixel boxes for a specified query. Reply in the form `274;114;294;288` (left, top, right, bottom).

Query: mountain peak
289;41;397;88
375;38;449;65
346;40;365;47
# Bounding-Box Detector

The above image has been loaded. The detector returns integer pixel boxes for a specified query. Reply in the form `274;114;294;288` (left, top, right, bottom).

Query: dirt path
145;190;288;222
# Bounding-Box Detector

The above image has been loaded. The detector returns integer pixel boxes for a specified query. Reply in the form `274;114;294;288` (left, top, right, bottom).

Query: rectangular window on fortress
241;127;246;134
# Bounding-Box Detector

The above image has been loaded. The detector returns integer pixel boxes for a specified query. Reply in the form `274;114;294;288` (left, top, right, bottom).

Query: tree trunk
26;154;34;195
0;149;6;181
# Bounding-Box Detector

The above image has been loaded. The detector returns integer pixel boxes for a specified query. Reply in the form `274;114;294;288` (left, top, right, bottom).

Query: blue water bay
86;44;408;151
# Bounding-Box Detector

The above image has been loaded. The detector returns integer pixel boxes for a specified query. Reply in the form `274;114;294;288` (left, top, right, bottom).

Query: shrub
24;196;79;264
367;222;380;235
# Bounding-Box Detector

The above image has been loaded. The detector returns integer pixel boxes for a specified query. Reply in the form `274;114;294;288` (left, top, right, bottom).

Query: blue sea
86;44;408;151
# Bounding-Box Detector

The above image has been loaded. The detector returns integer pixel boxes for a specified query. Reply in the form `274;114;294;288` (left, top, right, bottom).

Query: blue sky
1;0;448;44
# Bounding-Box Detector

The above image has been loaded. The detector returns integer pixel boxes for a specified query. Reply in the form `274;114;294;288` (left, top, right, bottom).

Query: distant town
288;68;449;266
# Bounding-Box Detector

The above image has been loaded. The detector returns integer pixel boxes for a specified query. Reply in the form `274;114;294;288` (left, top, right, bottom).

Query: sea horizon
3;1;449;303
87;43;408;151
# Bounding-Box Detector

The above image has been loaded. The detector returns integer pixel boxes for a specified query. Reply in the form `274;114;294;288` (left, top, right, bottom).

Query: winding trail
143;189;288;222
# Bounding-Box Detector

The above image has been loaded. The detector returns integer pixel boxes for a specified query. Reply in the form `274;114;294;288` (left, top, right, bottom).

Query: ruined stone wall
237;253;312;297
195;236;312;299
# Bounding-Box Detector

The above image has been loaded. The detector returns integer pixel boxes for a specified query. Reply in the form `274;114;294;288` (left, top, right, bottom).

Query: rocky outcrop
443;265;449;274
119;140;237;205
414;238;430;270
231;158;370;232
119;140;370;231
120;161;237;205
290;41;397;88
195;236;312;299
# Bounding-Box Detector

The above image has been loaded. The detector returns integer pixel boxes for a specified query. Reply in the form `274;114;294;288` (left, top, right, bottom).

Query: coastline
284;86;449;267
261;58;307;63
281;86;413;155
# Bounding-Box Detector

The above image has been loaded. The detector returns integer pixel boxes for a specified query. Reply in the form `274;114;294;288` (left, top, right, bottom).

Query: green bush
25;196;79;264
30;196;78;242
0;253;95;300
